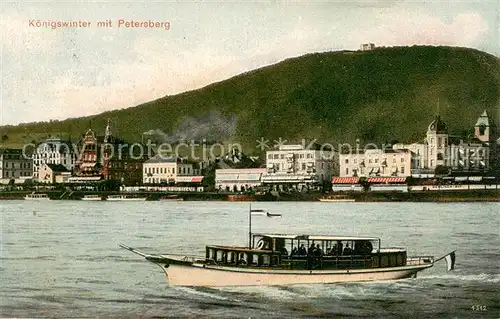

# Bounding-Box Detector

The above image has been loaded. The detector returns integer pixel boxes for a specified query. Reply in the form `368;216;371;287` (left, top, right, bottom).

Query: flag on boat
445;251;456;271
250;209;282;218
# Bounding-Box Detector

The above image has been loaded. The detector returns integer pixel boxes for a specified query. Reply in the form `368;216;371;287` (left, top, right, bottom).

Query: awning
239;173;262;181
176;176;204;183
332;177;360;184
368;177;406;183
215;174;239;181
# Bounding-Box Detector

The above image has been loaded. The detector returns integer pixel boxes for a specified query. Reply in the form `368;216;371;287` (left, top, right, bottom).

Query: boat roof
253;233;380;241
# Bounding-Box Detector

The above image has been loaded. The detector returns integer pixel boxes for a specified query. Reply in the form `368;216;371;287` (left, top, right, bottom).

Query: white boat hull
81;197;102;201
155;261;432;287
107;198;147;201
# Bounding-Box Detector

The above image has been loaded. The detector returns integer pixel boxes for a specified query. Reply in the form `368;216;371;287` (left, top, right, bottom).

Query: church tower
474;110;490;143
426;115;448;169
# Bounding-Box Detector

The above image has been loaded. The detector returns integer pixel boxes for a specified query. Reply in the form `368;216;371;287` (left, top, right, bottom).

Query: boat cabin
205;234;408;270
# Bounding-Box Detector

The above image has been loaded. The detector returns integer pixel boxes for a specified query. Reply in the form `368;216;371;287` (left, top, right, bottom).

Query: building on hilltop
360;43;376;51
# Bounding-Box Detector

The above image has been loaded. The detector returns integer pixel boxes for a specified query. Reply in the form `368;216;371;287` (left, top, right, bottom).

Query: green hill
2;45;499;153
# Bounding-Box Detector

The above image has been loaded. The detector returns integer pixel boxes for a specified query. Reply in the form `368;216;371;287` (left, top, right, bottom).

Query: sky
1;1;499;125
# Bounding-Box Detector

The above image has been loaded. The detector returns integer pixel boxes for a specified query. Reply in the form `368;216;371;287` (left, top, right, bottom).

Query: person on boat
298;244;307;256
308;243;316;255
314;244;324;269
291;247;298;257
280;246;288;257
314;244;323;257
343;244;352;255
329;244;338;256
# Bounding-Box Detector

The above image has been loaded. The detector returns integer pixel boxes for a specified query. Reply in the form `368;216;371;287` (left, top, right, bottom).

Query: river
1;201;498;318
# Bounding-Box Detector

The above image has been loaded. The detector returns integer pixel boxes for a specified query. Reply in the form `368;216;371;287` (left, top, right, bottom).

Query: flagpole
248;203;252;248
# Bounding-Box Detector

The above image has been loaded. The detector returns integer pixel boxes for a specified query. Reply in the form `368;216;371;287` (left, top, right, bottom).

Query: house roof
0;148;23;155
475;110;490;127
46;164;70;172
427;115;448;134
144;155;194;164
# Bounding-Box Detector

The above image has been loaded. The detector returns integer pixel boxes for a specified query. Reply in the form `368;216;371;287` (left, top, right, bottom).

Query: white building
393;111;493;175
360;43;376;51
339;149;413;177
143;156;201;184
262;144;336;189
215;168;266;192
38;163;71;184
33;138;76;180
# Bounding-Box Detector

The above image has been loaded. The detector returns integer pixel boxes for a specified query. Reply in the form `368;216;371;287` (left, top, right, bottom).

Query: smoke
142;111;237;143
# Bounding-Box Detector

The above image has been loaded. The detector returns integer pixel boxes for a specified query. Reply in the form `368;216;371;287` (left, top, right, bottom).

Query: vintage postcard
0;1;499;318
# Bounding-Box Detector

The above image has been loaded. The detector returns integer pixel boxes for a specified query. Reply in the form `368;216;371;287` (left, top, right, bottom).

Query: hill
2;46;499;154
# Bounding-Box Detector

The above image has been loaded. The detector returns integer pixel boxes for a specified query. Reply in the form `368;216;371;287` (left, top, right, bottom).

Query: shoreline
2;189;500;202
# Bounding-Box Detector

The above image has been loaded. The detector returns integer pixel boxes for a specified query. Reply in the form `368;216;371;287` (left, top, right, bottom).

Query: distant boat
318;195;355;202
160;195;184;201
24;192;50;200
107;194;147;201
227;194;252;201
81;194;103;201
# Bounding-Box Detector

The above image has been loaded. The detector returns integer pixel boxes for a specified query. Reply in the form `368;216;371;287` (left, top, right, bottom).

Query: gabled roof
475;110;490;127
46;164;70;172
144;155;195;164
427;115;448;134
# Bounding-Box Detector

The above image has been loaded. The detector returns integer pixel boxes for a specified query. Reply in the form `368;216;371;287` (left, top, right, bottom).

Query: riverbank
2;189;500;202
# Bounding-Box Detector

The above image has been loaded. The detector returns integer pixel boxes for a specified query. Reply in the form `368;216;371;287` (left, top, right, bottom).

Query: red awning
331;177;360;184
191;176;204;183
367;177;406;183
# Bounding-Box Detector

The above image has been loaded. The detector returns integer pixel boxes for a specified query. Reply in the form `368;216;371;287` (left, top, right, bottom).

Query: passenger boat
106;194;147;201
81;194;103;201
24;192;50;200
120;207;456;287
318;194;355;202
160;195;184;201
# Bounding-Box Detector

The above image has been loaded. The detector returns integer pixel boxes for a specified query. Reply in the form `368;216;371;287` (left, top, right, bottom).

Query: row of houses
213;110;499;192
1;111;498;191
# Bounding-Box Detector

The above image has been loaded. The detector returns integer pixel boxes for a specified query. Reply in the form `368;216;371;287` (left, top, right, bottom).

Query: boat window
216;250;227;262
271;255;279;266
238;252;248;265
251;254;259;266
396;253;403;266
208;248;215;260
390;254;397;267
381;255;389;267
227;251;235;264
262;254;270;266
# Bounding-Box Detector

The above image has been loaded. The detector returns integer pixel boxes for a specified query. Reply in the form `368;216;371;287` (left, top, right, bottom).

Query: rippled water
1;201;499;318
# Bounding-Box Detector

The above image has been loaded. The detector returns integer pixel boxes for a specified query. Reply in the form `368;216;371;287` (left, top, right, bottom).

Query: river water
0;201;498;318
